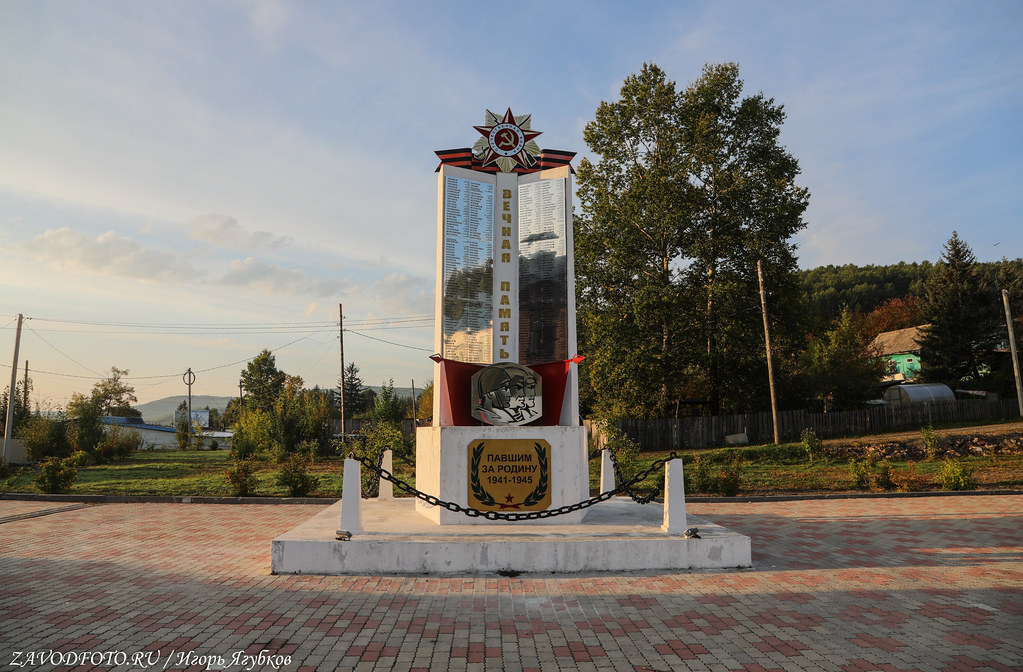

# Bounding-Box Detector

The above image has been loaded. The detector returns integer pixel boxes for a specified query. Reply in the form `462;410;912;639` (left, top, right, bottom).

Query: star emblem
473;108;542;172
505;493;515;504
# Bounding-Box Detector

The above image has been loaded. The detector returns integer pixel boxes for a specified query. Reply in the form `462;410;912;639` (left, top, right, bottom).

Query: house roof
101;416;175;433
871;325;928;356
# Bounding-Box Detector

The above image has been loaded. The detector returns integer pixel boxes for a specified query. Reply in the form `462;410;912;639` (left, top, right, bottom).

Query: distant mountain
133;386;423;425
134;395;235;425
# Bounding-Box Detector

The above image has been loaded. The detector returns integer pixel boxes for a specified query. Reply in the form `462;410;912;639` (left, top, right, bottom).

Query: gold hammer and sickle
496;129;517;150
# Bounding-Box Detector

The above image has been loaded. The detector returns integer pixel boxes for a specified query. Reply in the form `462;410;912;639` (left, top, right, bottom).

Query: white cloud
23;227;202;282
217;257;351;298
185;213;290;252
369;272;434;315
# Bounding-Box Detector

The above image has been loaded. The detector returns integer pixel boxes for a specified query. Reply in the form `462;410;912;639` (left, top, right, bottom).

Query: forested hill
800;260;1008;323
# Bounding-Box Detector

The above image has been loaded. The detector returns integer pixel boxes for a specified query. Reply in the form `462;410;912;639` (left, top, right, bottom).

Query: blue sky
2;0;1021;407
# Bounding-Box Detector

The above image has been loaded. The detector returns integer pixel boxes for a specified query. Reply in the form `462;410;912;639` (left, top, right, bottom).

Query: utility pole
757;260;780;444
23;360;29;410
339;303;345;439
1003;289;1023;418
183;368;195;446
4;313;24;463
411;378;417;426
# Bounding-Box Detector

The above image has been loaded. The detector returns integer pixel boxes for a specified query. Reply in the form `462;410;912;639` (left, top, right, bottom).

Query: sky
2;0;1021;409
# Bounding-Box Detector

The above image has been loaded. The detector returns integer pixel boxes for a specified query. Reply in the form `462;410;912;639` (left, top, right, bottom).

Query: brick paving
1;495;1021;671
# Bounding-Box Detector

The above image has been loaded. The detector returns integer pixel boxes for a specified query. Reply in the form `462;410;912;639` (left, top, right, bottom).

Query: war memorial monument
271;110;751;574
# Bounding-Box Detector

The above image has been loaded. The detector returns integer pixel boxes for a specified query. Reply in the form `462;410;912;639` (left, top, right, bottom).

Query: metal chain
349;450;680;522
607;447;664;504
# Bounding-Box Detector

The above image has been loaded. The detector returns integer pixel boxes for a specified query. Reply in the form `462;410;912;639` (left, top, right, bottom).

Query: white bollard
339;458;363;535
378;449;393;500
661;458;687;533
600;449;615;493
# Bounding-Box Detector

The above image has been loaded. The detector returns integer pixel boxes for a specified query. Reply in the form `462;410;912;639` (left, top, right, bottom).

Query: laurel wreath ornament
470;443;498;507
521;443;549;507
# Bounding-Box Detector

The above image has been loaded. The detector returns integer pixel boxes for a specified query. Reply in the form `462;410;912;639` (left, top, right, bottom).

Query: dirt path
822;420;1023;447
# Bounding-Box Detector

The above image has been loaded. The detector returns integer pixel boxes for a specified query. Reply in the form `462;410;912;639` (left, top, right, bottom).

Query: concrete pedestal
271;497;752;575
415;425;589;525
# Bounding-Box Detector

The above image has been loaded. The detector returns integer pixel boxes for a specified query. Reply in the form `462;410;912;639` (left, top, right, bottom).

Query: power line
18;314;433;335
346;329;433;352
25;325;104;377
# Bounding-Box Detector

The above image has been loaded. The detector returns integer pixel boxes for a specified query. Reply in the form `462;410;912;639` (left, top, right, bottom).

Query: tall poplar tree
919;232;1000;386
576;62;809;417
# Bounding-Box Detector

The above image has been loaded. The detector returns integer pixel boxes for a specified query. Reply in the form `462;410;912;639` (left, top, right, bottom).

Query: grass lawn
2;449;416;498
4;425;1022;498
587;444;1023;497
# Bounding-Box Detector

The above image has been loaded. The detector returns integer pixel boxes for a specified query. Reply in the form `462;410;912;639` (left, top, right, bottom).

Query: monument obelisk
416;109;588;524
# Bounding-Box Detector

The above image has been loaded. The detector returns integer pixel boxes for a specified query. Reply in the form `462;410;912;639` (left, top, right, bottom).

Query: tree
919;232;1001;386
338;362;366;419
1;376;32;438
241;349;286;414
91;367;140;417
175;400;191;449
801;309;885;410
415;380;434;425
66;393;105;453
372;379;409;426
862;296;924;340
575;62;809;417
271;386;306;455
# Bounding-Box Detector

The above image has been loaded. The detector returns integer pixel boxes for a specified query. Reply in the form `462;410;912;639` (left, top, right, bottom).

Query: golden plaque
467;439;551;511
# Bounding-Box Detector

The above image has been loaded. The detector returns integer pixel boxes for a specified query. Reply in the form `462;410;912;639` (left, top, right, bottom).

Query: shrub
591;419;640;484
35;456;79;493
936;459;976;491
874;459;896;490
224;459;257;497
892;461;927;492
276;454;319;497
685;454;741;496
97;426;145;462
686;454;710;494
22;414;71;461
801;428;824;465
715;457;742;497
849;458;871;490
231;410;273;460
921;424;941;460
0;465;26;493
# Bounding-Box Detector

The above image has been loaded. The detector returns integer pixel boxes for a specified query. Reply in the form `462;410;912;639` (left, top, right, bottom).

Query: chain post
351;448;680;522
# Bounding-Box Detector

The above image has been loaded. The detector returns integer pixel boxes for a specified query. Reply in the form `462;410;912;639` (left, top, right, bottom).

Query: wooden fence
585;399;1021;452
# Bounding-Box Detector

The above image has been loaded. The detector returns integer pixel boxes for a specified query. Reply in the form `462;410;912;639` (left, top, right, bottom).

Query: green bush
224;459;258;496
921;424;941;460
849;458;871;490
800;428;824;465
21;414;71;461
715;457;742;496
231;410;273;459
35;456;79;493
685;454;710;494
874;459;896;490
936;459;976;491
0;464;26;493
97;426;145;462
685;454;741;496
276;454;319;497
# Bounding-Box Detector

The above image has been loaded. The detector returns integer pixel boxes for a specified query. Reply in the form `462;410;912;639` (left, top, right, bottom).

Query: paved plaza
1;495;1021;671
